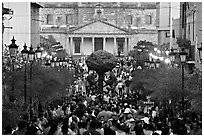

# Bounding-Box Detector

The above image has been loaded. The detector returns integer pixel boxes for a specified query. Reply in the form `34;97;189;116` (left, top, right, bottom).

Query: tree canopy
86;50;117;93
130;66;202;114
86;50;117;74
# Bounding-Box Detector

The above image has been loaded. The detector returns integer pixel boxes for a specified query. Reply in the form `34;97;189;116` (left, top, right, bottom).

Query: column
67;36;70;55
103;37;106;50
124;37;127;56
92;37;95;52
70;37;73;55
114;37;117;55
81;37;84;55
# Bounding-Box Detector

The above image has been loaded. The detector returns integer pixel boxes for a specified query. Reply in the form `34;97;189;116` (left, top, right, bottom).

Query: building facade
156;2;171;46
180;2;202;70
3;2;42;50
39;2;158;57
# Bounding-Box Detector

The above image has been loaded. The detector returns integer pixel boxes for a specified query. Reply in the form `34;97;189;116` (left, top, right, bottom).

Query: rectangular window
126;15;132;25
135;17;141;27
47;14;53;24
74;41;80;53
66;14;73;25
145;15;152;25
166;32;170;38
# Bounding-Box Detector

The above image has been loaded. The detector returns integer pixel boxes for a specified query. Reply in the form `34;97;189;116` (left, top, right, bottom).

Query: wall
31;4;40;49
3;2;31;51
171;18;180;49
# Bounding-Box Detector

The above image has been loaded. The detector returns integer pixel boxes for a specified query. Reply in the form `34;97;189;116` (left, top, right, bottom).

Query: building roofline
31;2;43;8
67;19;130;34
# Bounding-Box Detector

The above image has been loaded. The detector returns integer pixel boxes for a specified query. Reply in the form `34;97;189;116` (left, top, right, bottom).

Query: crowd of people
3;57;202;135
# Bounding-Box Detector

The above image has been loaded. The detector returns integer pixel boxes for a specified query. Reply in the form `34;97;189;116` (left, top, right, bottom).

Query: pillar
92;37;95;52
70;37;73;55
81;37;84;55
103;37;106;50
67;36;70;55
124;37;127;56
114;37;117;55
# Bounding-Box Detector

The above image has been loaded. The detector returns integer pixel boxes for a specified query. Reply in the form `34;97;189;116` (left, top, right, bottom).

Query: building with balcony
180;2;202;70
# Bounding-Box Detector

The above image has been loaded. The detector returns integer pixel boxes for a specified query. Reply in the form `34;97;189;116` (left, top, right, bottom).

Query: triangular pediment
69;20;129;34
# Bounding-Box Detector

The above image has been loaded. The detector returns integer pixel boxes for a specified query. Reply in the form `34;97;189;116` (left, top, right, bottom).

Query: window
188;22;190;40
47;14;53;24
66;14;73;25
172;30;175;38
74;41;80;53
145;15;152;25
166;32;170;38
126;15;133;25
56;16;62;25
135;17;141;27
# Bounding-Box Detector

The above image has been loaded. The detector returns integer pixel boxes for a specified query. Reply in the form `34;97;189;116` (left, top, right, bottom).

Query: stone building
180;2;202;70
39;2;157;58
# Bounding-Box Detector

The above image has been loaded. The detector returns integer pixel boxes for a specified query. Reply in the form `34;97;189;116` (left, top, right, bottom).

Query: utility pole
169;2;173;49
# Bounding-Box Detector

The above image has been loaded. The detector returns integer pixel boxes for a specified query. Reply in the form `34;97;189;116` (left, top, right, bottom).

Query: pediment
69;20;129;34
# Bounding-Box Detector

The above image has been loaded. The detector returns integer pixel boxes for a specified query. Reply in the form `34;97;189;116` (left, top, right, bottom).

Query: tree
185;69;202;114
176;37;191;49
86;50;117;93
130;67;191;104
40;35;68;58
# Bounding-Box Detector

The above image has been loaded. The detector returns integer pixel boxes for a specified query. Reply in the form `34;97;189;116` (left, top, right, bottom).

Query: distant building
3;2;42;50
156;2;171;46
171;18;180;49
39;2;157;58
180;2;202;70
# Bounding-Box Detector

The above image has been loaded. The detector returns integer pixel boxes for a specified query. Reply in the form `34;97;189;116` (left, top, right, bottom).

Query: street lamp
144;58;150;68
169;48;176;67
55;58;60;67
179;48;187;113
8;36;18;59
35;45;42;63
51;58;55;68
28;46;35;121
155;59;160;68
8;36;18;101
150;59;155;69
21;43;28;104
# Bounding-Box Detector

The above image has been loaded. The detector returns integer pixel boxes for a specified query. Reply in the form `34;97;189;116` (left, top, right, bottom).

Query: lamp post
28;46;35;121
179;48;187;113
35;45;42;64
8;36;18;101
155;59;160;69
150;59;155;69
21;43;28;104
169;48;176;67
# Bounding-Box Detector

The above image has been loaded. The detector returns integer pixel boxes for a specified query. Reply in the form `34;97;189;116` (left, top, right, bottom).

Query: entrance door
94;38;103;51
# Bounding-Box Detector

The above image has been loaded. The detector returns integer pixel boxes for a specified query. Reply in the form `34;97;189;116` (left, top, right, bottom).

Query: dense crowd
3;57;202;135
